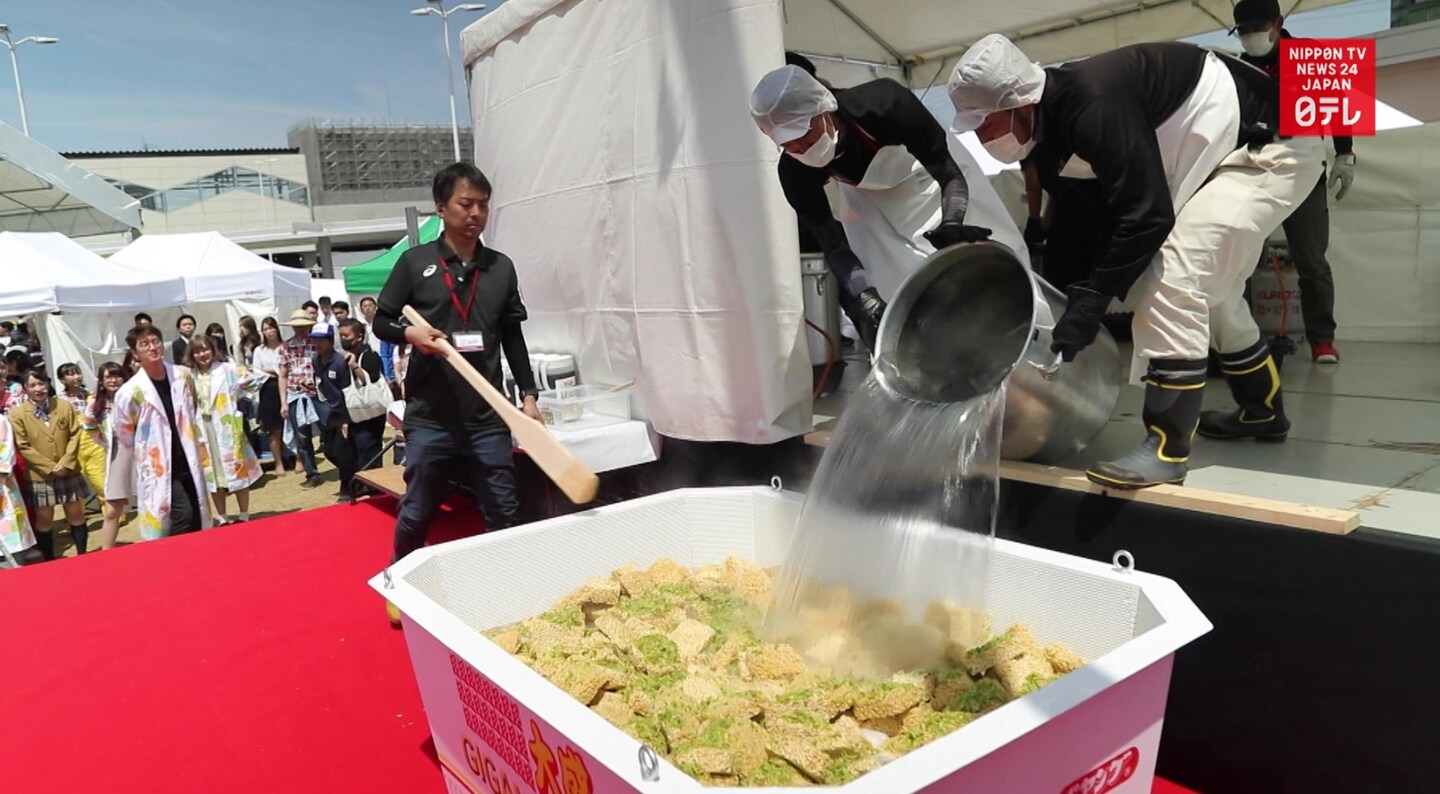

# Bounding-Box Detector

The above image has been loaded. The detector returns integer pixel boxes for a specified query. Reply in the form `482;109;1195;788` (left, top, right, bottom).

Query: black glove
923;220;992;250
1023;217;1046;247
839;287;886;353
1238;120;1277;152
856;286;886;328
1050;284;1113;362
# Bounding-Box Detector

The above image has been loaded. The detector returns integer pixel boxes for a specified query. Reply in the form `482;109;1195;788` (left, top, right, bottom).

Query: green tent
342;216;442;295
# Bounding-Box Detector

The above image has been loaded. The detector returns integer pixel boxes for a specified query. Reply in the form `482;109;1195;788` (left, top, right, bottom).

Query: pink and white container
371;486;1211;793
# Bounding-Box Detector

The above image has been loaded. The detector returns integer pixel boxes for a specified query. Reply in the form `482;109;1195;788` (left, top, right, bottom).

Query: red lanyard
441;257;481;324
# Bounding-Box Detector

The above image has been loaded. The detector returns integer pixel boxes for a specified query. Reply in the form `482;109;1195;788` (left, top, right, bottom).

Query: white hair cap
947;34;1047;133
750;65;838;145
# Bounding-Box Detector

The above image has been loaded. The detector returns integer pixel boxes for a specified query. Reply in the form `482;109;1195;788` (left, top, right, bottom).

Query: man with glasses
106;325;211;538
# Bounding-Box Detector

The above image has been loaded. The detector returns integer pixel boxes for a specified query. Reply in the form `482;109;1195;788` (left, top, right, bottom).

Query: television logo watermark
1279;39;1376;137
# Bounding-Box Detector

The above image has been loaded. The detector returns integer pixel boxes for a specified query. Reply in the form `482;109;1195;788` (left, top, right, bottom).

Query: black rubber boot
1087;360;1207;489
1198;340;1290;441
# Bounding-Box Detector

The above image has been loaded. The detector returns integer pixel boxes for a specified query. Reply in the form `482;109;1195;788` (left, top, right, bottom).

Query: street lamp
410;2;486;162
0;23;58;136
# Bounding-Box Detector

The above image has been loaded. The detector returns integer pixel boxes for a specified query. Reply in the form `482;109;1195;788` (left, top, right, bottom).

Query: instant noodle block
371;487;1211;793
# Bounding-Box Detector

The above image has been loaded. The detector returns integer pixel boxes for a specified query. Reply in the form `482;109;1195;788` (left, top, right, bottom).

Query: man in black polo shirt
374;164;543;618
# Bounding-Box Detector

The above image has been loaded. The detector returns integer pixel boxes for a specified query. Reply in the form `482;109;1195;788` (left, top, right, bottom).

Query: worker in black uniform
949;34;1324;488
748;61;1032;354
1231;0;1351;365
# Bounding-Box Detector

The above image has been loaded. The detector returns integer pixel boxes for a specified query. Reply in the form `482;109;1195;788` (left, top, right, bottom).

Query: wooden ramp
354;466;407;501
804;420;1361;536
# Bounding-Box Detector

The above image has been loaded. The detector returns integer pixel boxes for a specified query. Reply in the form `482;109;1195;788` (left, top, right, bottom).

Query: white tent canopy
38;233;312;382
0;264;59;318
780;0;1352;85
109;232;311;362
0;232;186;312
111;232;311;304
0;231;187;383
0;123;143;237
464;0;1352;88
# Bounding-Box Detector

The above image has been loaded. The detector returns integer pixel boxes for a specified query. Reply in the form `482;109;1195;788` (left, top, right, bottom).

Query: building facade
63;122;470;269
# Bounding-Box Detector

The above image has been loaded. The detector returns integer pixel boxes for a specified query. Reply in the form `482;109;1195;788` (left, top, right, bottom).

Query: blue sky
0;0;502;153
2;0;1393;155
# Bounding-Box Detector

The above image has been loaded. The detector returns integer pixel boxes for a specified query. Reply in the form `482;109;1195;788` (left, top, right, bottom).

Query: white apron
1112;51;1244;383
835;131;1035;300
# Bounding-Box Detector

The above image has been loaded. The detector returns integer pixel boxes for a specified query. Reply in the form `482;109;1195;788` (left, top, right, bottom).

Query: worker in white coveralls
748;63;1031;353
948;35;1323;489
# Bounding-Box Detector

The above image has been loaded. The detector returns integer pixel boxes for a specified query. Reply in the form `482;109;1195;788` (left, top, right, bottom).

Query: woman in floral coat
186;336;262;524
0;415;36;563
85;362;130;549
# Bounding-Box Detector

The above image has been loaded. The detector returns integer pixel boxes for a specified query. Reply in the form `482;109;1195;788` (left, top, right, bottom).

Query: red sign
1060;747;1140;794
1280;39;1376;137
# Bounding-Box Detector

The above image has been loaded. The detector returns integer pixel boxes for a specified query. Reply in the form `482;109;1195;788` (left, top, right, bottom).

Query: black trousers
170;472;202;534
351;416;387;472
393;424;516;562
1261;172;1337;342
321;420;357;493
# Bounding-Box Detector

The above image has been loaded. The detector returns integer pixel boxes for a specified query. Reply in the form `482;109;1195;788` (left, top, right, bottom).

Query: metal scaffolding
287;120;475;204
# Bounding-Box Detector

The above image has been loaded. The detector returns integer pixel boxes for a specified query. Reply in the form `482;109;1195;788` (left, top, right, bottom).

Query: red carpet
2;499;1199;793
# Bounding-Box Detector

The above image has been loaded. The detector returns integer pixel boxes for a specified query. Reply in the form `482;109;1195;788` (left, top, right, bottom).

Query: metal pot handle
1029;320;1064;381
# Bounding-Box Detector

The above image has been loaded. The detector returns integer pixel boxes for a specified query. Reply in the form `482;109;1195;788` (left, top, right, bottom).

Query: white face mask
1240;30;1277;58
789;115;837;168
981;111;1036;164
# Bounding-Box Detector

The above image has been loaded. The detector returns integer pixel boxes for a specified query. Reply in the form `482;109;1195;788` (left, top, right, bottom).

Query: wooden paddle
402;305;599;505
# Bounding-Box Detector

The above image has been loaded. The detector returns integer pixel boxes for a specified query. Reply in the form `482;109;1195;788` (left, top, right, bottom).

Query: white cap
750;65;838;145
947;34;1047;133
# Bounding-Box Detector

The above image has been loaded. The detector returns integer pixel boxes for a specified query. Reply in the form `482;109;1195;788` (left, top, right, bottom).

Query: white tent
0;232;186;311
0;263;59;319
110;232;312;350
0;232;189;382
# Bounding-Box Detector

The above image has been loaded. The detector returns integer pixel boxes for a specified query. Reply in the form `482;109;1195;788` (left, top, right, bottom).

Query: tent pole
789;51;902;72
921;0;1193;63
405;206;421;248
823;0;909;67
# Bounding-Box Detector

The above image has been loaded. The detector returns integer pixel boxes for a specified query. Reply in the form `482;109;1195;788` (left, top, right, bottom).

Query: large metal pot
874;243;1121;464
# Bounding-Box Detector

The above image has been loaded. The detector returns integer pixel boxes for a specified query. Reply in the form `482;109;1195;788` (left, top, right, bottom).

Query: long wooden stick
402;305;599;505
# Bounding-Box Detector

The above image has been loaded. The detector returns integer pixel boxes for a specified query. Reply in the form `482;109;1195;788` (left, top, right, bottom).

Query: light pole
0;23;58;137
410;2;485;162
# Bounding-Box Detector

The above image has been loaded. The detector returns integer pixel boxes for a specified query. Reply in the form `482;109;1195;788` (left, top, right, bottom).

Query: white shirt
251;344;283;376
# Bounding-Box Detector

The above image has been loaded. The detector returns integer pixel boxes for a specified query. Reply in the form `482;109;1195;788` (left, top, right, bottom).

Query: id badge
452;331;486;352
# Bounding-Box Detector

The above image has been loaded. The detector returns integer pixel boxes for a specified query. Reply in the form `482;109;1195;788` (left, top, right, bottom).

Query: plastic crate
372;486;1210;793
537;384;630;430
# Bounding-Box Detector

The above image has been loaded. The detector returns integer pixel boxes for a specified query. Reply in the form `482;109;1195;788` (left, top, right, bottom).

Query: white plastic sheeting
1323;123;1440;343
463;0;812;443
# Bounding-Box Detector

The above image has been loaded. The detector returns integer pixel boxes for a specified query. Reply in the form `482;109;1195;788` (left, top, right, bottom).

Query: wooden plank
1000;461;1360;536
803;423;1361;536
355;466;408;500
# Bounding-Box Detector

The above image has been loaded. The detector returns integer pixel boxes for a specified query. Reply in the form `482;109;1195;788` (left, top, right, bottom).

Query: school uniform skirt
31;471;89;508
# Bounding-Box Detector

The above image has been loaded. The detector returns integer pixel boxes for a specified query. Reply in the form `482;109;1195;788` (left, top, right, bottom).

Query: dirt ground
46;453;376;557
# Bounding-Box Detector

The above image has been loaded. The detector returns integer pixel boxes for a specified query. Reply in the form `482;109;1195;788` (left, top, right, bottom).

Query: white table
385;401;657;474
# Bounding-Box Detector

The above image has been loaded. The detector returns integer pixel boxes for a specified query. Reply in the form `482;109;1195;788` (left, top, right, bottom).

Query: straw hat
281;308;316;326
